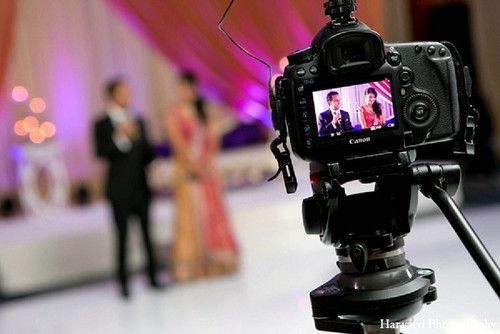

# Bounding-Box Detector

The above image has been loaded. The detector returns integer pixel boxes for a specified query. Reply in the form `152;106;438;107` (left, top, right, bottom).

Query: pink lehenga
169;111;238;281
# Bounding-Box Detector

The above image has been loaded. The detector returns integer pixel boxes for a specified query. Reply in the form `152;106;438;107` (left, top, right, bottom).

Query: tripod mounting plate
311;264;437;333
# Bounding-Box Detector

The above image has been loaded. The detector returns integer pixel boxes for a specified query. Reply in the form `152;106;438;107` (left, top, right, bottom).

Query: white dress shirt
107;103;133;152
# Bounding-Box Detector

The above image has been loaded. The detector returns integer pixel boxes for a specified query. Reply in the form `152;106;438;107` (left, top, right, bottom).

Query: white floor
0;166;499;334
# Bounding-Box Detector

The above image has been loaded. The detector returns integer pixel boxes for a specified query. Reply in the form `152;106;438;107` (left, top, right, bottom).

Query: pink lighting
40;121;56;138
279;57;289;72
11;86;29;103
29;97;47;113
14;120;29;136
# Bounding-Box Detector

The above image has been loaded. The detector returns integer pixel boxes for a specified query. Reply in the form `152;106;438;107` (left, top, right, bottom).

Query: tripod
302;161;500;333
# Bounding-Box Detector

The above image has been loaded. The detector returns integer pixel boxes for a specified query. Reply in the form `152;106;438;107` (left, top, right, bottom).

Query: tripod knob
350;243;368;273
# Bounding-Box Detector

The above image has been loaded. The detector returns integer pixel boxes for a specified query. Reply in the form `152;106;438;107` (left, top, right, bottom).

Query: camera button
439;48;447;57
296;68;306;77
400;88;407;97
305;139;313;147
415;45;423;53
299;98;307;106
427;46;436;55
302;111;309;119
413;105;429;121
297;85;305;93
387;51;401;66
399;70;413;84
304;125;311;133
309;66;318;74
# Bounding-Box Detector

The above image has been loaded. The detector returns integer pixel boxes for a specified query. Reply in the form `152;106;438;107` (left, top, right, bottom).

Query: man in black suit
318;91;353;136
93;78;159;298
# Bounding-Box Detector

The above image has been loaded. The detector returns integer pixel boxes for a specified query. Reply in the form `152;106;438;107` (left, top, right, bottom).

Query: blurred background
0;0;499;333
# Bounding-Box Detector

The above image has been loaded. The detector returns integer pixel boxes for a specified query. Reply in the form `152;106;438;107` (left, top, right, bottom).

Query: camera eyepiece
324;0;357;25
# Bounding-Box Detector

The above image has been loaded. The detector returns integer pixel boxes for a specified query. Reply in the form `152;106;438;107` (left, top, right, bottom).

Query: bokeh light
40;122;57;138
22;116;40;133
11;86;29;103
14;120;29;136
279;57;289;72
29;127;46;144
29;97;47;113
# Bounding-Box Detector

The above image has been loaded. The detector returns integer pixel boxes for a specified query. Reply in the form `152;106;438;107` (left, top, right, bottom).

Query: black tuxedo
318;109;353;136
94;114;157;294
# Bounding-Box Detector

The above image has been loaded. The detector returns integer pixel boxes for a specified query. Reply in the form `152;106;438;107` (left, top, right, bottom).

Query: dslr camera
264;2;496;332
271;0;476;170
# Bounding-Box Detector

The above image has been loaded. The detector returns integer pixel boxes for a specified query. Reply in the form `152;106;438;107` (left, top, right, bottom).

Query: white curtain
1;0;178;192
2;0;498;194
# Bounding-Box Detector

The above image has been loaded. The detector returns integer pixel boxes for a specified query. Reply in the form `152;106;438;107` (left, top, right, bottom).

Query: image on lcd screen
313;78;395;138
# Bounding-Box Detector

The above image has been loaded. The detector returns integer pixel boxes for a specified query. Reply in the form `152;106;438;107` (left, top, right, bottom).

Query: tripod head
303;160;500;333
303;161;460;332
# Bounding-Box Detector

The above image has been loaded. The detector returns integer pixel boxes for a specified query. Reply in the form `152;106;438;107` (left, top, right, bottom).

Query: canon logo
349;137;371;145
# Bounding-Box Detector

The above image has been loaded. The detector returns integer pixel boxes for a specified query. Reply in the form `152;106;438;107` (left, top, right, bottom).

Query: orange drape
106;0;387;124
0;0;16;100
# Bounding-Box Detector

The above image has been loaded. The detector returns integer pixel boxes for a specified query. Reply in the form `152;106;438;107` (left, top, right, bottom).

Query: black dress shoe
149;280;167;290
120;285;131;299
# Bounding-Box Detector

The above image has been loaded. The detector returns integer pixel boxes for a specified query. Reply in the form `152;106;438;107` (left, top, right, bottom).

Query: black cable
217;0;274;97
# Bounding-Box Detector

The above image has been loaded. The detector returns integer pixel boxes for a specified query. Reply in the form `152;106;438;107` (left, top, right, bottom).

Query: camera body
272;18;473;164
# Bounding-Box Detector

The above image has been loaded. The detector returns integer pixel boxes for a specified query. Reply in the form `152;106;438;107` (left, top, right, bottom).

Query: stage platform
0;170;498;334
0;143;277;297
0;158;463;298
0;200;173;297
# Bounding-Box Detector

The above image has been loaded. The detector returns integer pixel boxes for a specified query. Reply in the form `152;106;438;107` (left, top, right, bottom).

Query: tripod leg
426;184;500;298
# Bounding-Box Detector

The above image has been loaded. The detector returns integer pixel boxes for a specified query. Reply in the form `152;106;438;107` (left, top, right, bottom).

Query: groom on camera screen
318;91;353;136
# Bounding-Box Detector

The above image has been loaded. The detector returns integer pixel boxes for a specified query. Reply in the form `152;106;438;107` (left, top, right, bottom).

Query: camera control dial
403;93;439;130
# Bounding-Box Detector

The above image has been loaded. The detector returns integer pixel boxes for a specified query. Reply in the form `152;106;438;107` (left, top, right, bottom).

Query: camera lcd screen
313;78;395;138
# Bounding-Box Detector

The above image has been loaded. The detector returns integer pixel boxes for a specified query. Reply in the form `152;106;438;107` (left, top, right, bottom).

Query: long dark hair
180;71;207;124
365;87;382;117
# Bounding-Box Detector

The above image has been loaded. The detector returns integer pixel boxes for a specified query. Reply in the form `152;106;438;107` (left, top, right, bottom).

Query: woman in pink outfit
359;87;386;129
164;71;238;281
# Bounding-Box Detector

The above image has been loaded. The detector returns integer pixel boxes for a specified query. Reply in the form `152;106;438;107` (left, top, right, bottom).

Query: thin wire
217;0;274;96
